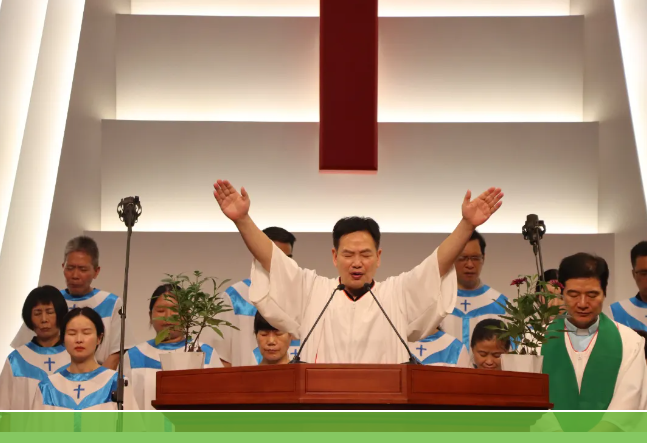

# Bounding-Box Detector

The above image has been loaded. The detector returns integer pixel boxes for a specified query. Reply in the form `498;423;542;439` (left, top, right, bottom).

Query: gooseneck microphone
363;283;421;365
290;283;345;364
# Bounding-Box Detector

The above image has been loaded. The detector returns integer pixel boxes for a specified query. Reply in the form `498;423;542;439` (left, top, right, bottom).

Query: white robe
564;321;647;410
609;296;647;332
205;279;301;366
31;366;137;410
441;285;507;349
123;340;222;410
249;243;457;364
10;289;133;364
0;342;70;410
408;330;470;367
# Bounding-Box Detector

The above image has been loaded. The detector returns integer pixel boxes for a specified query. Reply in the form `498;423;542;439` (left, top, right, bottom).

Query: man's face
455;240;484;290
63;251;100;296
472;338;506;370
633;256;647;295
563;277;605;329
332;231;381;291
273;241;293;258
256;329;291;364
31;302;60;343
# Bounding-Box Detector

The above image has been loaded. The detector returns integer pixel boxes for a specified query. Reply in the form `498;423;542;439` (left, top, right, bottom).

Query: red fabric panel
319;0;378;171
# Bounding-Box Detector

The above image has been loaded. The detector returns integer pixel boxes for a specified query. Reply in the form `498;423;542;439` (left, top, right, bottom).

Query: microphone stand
522;214;546;280
291;284;345;364
112;197;142;429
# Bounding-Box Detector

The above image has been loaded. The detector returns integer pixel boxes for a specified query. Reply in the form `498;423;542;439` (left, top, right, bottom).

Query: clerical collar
30;336;64;348
565;317;600;336
634;293;647;307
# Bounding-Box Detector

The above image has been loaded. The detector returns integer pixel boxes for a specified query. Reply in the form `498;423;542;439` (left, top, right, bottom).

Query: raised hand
462;187;504;228
213;180;250;222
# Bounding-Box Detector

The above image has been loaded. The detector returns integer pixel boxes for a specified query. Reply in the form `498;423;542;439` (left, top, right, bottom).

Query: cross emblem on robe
44;358;55;372
74;384;85;399
291;349;299;358
416;344;427;357
461;300;471;312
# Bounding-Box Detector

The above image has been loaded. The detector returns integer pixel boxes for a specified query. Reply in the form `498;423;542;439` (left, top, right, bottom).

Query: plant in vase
488;275;566;373
154;271;238;370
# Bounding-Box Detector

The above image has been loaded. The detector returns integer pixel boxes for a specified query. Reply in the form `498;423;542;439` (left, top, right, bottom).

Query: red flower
511;277;527;287
549;279;564;289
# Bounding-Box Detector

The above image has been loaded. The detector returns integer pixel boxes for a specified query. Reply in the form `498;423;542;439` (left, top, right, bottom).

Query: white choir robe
409;330;470;367
441;285;507;349
10;289;134;364
123;339;222;410
0;342;70;410
609;296;647;332
249;243;457;364
205;279;301;366
31;366;138;410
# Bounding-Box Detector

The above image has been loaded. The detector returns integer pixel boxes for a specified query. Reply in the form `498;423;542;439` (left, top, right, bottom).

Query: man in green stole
541;253;647;412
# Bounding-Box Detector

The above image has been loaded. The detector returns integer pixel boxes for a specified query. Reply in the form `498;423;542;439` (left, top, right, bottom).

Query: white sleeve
30;385;45;411
387;248;457;341
123;377;139;411
249;242;319;337
608;330;647;410
10;323;35;349
0;359;14;410
456;346;471;368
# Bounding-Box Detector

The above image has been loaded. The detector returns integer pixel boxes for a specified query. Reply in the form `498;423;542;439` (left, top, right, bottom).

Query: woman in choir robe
0;286;70;410
470;318;510;370
254;311;293;365
123;285;222;410
408;327;470;367
31;307;137;410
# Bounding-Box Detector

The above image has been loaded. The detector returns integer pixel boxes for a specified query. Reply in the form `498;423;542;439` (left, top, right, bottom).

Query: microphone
290;284;345;364
363;283;421;365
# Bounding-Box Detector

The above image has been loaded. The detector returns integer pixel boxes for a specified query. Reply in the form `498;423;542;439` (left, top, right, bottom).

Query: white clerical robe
31;366;138;410
123;339;221;410
609;295;647;333
564;322;647;410
249;243;457;364
0;342;70;410
11;289;133;364
204;279;301;366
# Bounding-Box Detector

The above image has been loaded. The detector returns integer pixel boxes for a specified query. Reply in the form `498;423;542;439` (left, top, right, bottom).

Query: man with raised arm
213;180;503;364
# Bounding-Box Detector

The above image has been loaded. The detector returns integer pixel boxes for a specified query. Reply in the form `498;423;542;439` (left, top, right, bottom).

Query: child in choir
408;327;470;367
31;307;137;410
470;319;510;370
0;286;70;410
253;312;294;365
11;236;132;369
123;285;222;410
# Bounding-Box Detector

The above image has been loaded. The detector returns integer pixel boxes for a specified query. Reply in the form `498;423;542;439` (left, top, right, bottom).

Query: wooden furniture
152;364;550;410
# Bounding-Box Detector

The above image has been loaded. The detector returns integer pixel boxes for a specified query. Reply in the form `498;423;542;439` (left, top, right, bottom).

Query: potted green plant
489;275;566;373
154;271;237;370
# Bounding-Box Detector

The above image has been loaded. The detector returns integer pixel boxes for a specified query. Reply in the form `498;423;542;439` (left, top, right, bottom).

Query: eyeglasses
457;256;484;263
634;270;647;278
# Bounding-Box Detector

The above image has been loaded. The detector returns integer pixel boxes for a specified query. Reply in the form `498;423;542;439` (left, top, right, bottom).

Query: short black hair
536;269;559;292
64;236;100;268
60;307;105;342
263;227;296;248
470;318;511;350
558;253;609;295
22;286;68;331
254;311;278;335
631;241;647;268
633;329;647;357
469;231;486;255
149;284;176;313
332;217;381;250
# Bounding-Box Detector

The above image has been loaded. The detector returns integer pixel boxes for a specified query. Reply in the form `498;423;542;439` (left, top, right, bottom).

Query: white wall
571;0;647;299
71;231;613;346
100;121;599;234
116;15;583;122
131;0;571;17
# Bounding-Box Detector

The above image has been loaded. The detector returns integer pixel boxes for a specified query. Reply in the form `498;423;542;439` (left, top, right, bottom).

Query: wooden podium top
152;364;551;410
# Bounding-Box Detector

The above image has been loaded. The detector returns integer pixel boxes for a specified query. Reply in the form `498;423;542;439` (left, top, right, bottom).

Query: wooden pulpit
152;364;551;410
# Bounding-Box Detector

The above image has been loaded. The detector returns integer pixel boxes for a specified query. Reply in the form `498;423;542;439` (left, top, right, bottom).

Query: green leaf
155;328;170;345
